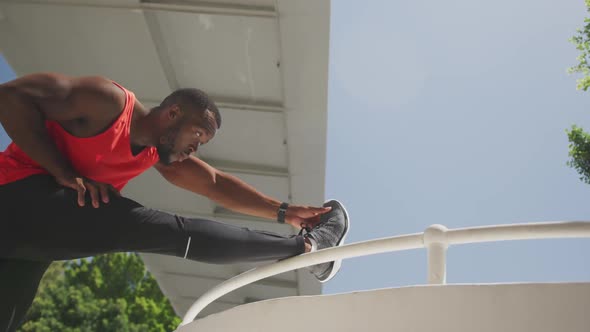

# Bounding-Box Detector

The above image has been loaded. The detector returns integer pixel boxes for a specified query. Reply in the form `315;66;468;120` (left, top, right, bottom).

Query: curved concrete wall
177;283;590;332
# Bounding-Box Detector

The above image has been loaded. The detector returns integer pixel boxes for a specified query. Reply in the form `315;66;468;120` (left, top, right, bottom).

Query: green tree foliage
17;253;180;332
566;2;590;184
566;125;590;184
568;0;590;91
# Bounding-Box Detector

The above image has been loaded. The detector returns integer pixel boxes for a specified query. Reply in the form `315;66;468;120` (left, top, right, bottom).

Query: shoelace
298;222;312;236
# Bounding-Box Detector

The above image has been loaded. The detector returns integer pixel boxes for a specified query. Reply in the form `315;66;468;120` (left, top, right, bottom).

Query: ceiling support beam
159;271;298;290
159;209;295;234
139;97;284;114
0;0;277;18
142;11;180;91
177;296;243;307
202;158;288;178
142;0;276;18
214;100;284;113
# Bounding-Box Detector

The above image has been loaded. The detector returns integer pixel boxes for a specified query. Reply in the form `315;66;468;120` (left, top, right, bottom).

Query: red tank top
0;82;159;191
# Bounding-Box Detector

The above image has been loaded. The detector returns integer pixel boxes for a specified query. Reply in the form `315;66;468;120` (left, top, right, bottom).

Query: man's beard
157;144;174;165
156;125;180;165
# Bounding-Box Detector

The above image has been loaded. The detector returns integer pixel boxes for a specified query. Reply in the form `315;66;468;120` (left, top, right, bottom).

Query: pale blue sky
1;0;589;296
324;0;590;294
0;54;12;148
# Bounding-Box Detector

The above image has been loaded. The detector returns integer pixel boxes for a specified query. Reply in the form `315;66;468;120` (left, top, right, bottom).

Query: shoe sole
319;198;350;283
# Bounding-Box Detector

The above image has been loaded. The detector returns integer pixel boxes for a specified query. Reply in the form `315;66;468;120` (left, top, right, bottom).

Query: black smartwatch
277;202;289;224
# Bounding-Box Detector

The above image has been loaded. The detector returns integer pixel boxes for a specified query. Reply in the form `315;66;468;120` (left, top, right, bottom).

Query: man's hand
285;205;332;229
56;176;120;208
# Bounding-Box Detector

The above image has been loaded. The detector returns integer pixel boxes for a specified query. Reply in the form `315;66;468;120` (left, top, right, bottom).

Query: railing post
423;224;449;284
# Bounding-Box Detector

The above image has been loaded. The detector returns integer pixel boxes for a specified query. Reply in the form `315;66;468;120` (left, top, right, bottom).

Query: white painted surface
178;283;590;332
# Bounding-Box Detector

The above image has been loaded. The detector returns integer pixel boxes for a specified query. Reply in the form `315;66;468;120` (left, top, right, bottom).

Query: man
0;72;350;331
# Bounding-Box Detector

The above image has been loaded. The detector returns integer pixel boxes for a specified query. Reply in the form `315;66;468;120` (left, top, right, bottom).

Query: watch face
277;205;288;223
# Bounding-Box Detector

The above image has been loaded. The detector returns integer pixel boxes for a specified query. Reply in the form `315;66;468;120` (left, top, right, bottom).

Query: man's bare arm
0;72;122;206
0;73;81;181
154;156;330;227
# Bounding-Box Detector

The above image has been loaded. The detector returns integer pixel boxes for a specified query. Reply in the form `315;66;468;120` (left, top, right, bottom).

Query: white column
423;224;449;284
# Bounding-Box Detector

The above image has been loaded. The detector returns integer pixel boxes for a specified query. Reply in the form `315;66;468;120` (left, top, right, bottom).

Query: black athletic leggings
0;174;304;332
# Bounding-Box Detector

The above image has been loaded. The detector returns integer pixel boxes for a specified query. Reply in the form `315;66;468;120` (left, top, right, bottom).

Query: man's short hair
161;88;221;129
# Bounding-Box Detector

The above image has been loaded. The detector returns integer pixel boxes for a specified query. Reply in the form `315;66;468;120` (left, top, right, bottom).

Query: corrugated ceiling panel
198;107;288;169
0;2;171;99
123;168;214;214
158;273;297;304
153;10;282;104
142;254;298;282
173;0;275;9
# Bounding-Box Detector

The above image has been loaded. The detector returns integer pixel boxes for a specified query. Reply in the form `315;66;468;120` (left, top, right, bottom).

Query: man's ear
169;104;181;119
168;104;181;119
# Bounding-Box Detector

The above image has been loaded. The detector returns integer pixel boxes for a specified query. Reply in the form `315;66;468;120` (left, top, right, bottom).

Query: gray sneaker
304;199;350;283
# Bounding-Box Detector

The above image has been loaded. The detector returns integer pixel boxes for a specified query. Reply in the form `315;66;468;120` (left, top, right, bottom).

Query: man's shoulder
70;75;128;119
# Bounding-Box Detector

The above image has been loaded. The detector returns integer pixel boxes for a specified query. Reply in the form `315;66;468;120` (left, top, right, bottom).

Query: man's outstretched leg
0;259;51;332
2;175;348;272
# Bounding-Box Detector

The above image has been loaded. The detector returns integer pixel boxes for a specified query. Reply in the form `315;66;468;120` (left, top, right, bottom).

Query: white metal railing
178;221;590;327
